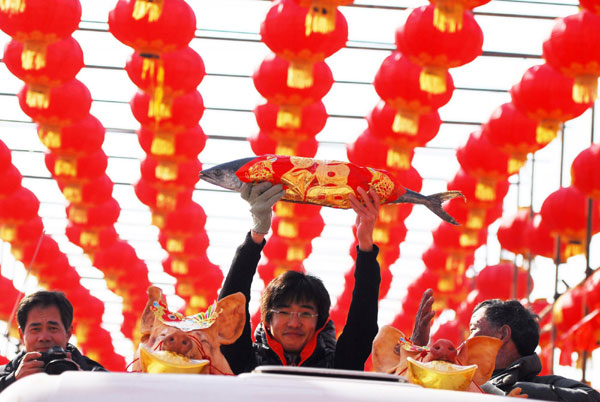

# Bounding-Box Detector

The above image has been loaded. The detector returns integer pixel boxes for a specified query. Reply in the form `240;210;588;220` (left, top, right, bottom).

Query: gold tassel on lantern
26;85;50;109
508;155;526;175
80;231;99;248
156;190;177;211
378;205;398;224
438;275;456;292
275;141;297;156
392;110;419;134
276;105;302;129
21;41;48;70
287;245;306;261
466;209;485;230
152;212;166;228
62;184;82;203
142;56;169;124
171;258;189;275
277;220;298;238
386;148;411;170
151;131;175;156
475;178;496;202
536;120;560;145
189;295;208;311
38;125;61;149
155;160;178;181
419;66;447;95
432;1;464;33
572;75;598;104
287;60;314;89
373;226;390;244
166;237;184;253
275;202;295;218
68;205;88;224
0;0;25;14
132;0;164;21
304;1;337;35
0;224;16;242
54;156;77;177
459;229;479;247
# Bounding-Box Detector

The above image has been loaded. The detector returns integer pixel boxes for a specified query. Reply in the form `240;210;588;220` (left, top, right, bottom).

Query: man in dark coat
0;290;106;393
411;289;600;401
220;182;381;374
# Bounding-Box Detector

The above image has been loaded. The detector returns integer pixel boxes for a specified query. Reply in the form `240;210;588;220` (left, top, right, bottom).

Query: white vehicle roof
1;366;528;402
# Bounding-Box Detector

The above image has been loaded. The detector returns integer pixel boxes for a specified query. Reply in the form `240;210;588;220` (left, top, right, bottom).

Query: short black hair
261;271;331;329
473;299;539;356
17;290;73;331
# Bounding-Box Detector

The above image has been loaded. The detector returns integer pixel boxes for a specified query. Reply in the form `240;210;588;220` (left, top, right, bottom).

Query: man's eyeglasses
270;310;318;321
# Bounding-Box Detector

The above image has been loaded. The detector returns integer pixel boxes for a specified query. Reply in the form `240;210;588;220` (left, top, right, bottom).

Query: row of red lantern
0;0;152;347
0;140;126;371
109;0;223;316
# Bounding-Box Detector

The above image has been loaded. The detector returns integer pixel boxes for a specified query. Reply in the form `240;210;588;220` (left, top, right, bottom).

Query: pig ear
215;292;246;345
372;325;404;373
140;286;164;339
458;336;502;385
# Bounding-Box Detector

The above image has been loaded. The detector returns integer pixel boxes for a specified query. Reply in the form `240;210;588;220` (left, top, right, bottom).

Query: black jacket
490;354;600;401
219;232;381;374
0;343;106;393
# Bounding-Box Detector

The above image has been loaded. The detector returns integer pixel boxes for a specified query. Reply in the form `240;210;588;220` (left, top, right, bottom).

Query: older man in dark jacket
0;291;106;393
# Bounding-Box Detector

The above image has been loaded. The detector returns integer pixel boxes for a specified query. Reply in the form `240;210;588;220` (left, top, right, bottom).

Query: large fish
199;155;464;225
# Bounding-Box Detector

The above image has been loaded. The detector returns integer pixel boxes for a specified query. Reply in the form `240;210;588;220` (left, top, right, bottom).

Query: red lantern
347;129;415;171
140;155;202;187
126;46;205;97
249;130;319;157
482;103;548;173
496;208;533;256
162;202;207;234
45;150;108;181
66;223;118;252
37;115;105;153
539;186;600;258
527;213;568;261
543;10;600;103
0;187;39;223
134;178;193;217
456;130;511;181
18;79;92;125
130;89;204;131
3;36;82;84
443;196;502;230
510;64;592;144
367;101;441;148
0;216;43;245
66;198;120;227
108;0;196;54
260;0;347;88
254;101;327;139
475;262;531;300
272;214;324;240
57;174;114;205
0;165;22;197
553;286;585;334
137;124;206;159
427;0;491;32
159;230;209;255
396;5;482;94
571;144;600;199
253;54;333;129
264;235;313;263
580;0;600;14
258;260;305;285
447;168;510;207
374;51;454;134
0;0;81;69
433;221;487;252
422;245;474;275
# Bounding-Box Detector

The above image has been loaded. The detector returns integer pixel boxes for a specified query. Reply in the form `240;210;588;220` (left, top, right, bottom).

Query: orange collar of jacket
264;319;331;366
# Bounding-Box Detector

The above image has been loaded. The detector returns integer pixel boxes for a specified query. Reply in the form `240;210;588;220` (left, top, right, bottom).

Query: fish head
199;157;256;192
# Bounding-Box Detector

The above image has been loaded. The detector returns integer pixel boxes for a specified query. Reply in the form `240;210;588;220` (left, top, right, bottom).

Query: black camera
37;346;79;374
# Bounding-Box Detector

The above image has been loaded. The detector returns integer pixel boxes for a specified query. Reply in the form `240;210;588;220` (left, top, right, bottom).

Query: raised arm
410;288;436;346
335;187;382;370
218;182;284;374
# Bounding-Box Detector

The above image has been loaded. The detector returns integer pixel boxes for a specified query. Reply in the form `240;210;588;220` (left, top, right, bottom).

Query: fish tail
423;191;465;225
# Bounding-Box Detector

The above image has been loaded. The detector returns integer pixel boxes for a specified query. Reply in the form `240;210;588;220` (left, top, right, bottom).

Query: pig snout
161;330;194;356
426;339;457;363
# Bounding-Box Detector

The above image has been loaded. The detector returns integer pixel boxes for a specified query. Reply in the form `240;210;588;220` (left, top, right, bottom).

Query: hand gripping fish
199;155;464;225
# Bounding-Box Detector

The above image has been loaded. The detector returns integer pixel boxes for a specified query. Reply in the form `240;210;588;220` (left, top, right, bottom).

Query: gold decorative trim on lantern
166;237;185;253
386;148;411;169
572;74;598;104
419;66;447;95
54;155;77;177
155;160;178;181
392;109;419;134
432;1;464;33
0;224;16;242
536;120;560;145
171;258;189;275
62;184;82;203
0;0;26;14
475;178;496;202
276;104;302;129
304;1;337;35
132;0;164;22
68;205;88;224
38;125;61;149
151;131;175;156
286;245;306;261
80;230;99;248
277;219;299;238
26;85;50;109
287;59;314;89
22;40;48;70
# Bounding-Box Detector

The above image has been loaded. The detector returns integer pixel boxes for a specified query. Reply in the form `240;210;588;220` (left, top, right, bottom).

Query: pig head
132;286;245;375
372;325;502;392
